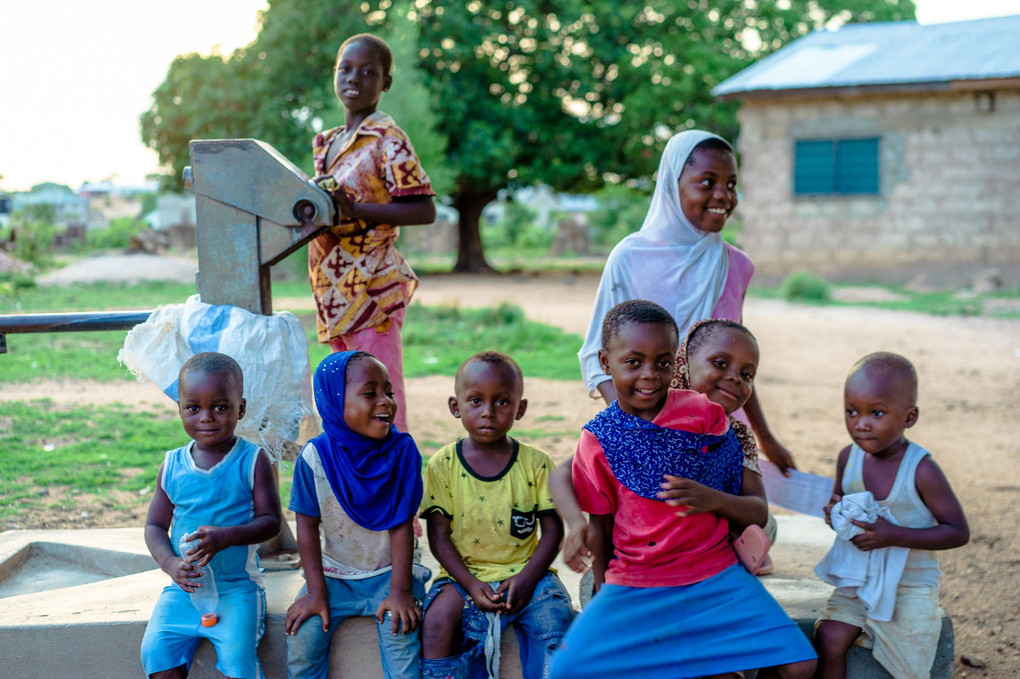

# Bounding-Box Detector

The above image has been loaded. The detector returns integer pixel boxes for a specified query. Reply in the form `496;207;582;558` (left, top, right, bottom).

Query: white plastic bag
118;294;315;461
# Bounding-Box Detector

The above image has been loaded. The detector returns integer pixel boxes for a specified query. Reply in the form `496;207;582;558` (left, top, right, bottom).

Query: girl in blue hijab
285;351;429;679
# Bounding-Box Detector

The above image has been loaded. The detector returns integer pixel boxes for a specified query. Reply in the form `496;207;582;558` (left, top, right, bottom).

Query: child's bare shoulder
914;452;954;491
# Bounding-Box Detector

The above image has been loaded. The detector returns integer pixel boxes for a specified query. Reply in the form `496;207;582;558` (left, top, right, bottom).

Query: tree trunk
452;188;499;273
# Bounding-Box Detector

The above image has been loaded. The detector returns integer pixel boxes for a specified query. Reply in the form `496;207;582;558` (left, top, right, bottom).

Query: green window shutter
836;138;879;194
794;140;836;195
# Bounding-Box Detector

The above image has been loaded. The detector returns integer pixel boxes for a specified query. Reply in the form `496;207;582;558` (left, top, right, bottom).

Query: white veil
578;130;732;395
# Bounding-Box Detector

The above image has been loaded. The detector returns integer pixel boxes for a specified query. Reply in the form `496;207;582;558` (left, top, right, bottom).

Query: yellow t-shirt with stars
421;439;557;582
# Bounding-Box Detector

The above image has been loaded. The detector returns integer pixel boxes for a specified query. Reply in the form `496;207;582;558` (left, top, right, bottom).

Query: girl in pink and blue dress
550;300;816;679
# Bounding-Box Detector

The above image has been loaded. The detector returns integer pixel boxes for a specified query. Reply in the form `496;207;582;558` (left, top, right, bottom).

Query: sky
1;0;1017;193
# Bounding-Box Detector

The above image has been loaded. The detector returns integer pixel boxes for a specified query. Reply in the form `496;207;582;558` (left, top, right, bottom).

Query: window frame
793;137;880;197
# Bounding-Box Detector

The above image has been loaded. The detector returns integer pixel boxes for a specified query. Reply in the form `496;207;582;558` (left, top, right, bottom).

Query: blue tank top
162;437;263;591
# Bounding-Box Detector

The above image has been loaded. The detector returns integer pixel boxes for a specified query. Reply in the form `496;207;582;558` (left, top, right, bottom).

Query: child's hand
823;494;841;528
850;516;897;551
162;554;203;592
563;522;591;573
759;438;797;476
375;589;421;635
496;573;540;615
285;589;330;635
181;526;231;566
658;475;717;516
466;580;505;614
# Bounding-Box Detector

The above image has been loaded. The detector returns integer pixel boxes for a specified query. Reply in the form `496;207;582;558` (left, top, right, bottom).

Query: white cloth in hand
815;491;910;621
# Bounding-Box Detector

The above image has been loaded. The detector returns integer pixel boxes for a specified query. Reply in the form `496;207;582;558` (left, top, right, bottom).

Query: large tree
141;0;914;272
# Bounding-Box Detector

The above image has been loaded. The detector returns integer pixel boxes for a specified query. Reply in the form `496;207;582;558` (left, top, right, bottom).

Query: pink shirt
573;390;738;587
714;243;755;323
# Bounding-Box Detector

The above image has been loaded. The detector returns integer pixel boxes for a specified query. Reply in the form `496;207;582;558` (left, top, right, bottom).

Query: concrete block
0;519;957;679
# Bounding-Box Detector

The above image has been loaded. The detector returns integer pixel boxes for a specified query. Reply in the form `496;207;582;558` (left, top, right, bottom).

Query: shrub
780;271;831;302
86;216;147;250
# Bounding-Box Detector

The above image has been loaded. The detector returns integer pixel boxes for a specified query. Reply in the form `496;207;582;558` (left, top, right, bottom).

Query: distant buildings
714;14;1020;285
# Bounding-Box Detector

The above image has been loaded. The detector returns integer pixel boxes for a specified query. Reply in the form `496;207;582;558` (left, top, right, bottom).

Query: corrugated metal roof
713;14;1020;98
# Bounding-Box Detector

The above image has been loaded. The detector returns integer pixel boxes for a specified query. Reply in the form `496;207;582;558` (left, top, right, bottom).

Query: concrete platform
0;517;953;678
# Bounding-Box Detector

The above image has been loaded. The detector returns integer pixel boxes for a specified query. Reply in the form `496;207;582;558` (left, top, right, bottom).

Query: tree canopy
141;0;915;271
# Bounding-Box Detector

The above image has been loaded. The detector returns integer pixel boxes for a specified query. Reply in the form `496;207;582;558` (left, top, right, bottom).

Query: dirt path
4;271;1018;676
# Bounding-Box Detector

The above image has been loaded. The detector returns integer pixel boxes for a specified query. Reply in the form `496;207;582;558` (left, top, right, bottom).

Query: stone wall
733;88;1020;285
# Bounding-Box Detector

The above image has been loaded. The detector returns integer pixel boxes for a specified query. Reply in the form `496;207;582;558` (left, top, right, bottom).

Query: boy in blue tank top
814;352;969;679
141;352;282;679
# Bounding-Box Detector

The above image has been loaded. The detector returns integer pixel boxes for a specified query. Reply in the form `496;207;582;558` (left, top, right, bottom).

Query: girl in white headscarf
577;130;795;473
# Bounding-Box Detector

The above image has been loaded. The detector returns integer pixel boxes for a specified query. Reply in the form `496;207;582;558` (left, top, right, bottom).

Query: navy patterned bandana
584;399;743;500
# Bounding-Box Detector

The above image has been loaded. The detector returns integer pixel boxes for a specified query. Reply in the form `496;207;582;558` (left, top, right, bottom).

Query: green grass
2;282;585;382
0;400;180;525
0;399;303;527
0;281;584;525
0;279;314;314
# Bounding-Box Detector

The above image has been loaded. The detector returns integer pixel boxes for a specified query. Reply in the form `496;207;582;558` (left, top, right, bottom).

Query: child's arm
181;451;283;566
496;512;565;614
587;513;614;592
375;517;421;635
743;390;797;475
424;511;504;613
851;456;970;552
823;445;852;527
285;513;331;635
658;468;768;528
320;184;436;227
549;455;590;572
144;462;202;592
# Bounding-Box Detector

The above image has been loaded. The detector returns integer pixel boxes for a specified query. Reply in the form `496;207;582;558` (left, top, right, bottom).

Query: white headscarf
578;130;733;396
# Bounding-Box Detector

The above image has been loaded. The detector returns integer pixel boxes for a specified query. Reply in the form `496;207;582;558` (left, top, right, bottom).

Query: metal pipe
0;311;152;354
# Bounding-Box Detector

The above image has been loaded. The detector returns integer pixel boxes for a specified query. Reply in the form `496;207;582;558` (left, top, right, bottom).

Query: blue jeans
286;567;429;679
421;572;574;679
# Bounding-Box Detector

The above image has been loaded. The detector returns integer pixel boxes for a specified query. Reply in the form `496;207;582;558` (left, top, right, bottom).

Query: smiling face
343;355;397;440
600;320;678;421
178;370;245;455
686;325;758;415
678;146;738;234
844;366;918;458
334;39;391;119
450;359;526;446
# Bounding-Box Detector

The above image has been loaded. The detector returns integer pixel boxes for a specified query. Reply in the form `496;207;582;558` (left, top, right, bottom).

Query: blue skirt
548;564;816;679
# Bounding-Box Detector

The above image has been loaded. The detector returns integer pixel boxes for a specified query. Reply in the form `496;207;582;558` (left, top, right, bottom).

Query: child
420;352;574;679
814;352;969;679
577;130;796;475
141;352;282;679
308;33;437;432
548;301;816;679
285;351;430;679
553;317;776;575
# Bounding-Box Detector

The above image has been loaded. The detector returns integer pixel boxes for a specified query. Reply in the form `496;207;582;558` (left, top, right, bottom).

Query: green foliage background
139;0;915;270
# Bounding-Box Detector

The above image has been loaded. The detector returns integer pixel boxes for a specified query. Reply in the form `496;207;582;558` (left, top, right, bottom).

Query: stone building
713;15;1020;286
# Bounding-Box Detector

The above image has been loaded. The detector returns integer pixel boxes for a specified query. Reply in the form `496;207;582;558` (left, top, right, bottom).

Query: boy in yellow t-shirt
420;352;573;679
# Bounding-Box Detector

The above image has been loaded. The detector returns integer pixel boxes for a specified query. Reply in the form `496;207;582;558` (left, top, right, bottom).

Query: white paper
760;460;835;519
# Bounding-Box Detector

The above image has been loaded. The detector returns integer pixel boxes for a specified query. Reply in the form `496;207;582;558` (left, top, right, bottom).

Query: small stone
961;655;988;668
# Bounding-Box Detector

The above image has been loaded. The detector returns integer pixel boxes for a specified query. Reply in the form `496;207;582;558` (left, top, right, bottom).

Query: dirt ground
3;271;1018;676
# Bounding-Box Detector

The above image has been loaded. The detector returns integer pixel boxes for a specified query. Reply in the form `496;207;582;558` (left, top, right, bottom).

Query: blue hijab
311;351;423;531
583;398;743;500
